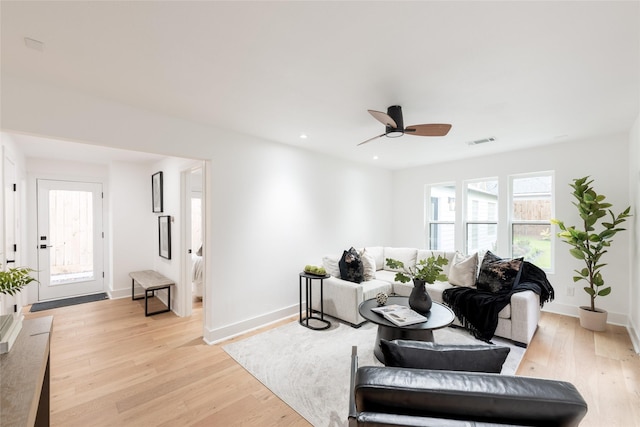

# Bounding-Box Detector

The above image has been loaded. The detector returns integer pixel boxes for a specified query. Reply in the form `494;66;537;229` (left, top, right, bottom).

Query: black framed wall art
159;215;171;259
152;171;163;213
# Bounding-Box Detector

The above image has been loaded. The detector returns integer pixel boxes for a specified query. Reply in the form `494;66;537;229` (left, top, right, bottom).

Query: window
510;173;553;270
427;183;455;251
465;179;498;254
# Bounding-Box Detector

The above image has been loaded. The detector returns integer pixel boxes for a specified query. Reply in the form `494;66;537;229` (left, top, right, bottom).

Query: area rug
29;292;108;312
222;319;525;427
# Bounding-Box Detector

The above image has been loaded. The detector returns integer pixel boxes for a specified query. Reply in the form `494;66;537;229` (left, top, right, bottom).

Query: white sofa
312;246;541;346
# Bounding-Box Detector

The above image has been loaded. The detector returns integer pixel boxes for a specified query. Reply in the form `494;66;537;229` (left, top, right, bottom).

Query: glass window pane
429;184;456;221
466;223;497;254
429;223;455;251
512;224;552;269
512;176;552;220
49;190;94;285
466;180;498;221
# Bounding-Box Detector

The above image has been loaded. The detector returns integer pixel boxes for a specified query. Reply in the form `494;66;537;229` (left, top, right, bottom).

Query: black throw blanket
442;262;554;343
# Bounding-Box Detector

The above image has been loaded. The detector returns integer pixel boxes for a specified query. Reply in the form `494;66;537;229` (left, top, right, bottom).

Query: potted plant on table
551;176;631;331
0;267;36;297
385;255;448;314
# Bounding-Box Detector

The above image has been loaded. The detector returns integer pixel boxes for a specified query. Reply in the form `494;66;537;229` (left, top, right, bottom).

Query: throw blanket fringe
442;262;554;343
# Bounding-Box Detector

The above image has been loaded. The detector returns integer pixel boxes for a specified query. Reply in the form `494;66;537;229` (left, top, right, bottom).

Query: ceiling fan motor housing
386;105;404;137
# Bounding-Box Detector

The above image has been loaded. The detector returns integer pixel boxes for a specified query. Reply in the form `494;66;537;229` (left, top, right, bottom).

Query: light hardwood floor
24;298;639;426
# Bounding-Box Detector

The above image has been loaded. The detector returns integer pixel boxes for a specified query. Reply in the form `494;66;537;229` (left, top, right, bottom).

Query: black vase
409;279;432;314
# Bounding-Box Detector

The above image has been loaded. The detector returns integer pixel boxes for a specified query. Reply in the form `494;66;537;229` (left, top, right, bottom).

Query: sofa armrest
353;366;587;427
312;277;364;326
509;290;541;345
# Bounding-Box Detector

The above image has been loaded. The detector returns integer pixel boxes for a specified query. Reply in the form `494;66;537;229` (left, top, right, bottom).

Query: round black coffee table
358;296;455;362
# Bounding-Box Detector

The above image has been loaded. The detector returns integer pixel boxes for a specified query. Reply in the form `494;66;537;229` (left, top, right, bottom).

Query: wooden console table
130;270;174;316
0;315;53;427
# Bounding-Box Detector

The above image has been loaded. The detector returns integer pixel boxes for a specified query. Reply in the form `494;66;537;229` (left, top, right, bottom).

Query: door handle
39;245;53;249
6;259;15;264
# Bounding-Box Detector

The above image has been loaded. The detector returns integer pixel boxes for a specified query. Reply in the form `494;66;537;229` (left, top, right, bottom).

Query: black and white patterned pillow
476;251;523;293
339;247;364;283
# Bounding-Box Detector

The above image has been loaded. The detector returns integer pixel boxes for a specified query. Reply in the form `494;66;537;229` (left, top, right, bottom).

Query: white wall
392;134;632;325
0;132;28;315
108;162;155;299
1;74;393;342
629;114;640;350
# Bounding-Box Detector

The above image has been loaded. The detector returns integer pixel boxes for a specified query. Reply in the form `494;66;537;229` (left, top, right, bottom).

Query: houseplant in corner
385;255;448;314
551;176;631;331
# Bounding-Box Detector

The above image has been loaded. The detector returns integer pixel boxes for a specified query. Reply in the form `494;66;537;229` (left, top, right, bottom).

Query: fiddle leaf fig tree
551;176;631;312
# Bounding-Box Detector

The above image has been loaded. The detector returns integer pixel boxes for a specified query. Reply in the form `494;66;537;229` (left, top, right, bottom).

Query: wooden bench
129;270;175;316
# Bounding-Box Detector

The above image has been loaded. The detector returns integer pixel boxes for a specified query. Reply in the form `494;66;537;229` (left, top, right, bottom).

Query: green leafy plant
0;267;37;296
385;255;448;284
551;176;631;311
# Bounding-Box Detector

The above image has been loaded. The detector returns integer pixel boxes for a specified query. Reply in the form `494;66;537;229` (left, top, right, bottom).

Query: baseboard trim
543;302;628;326
203;304;299;345
628;322;640;354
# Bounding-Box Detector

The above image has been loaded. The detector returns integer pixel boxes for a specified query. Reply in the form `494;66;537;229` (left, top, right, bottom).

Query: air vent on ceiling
466;137;496;146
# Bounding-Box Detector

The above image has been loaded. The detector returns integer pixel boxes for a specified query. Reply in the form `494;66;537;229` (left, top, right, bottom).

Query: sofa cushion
322;254;341;278
359;248;377;280
364;246;385;271
416;250;456;276
383;247;418;272
361;280;394;301
339;247;364;283
380;339;510;373
353;367;589;425
476;251;524;293
448;252;478;288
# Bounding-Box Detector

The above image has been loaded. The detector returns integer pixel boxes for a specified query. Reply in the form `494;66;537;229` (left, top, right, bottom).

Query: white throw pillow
322;255;341;278
448;252;478;287
360;248;377;281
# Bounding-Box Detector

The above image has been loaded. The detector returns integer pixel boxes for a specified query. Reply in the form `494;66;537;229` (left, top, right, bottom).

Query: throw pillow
359;248;376;281
476;251;524;293
338;247;364;283
322;255;341;278
448;252;478;287
380;339;511;374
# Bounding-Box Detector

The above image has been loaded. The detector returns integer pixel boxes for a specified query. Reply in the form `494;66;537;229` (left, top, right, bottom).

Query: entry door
37;179;104;300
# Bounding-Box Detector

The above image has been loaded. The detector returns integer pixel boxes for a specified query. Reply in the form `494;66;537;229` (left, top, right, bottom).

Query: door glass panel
49;190;94;285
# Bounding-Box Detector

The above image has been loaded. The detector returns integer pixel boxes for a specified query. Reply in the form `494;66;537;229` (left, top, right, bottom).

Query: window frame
509;171;555;272
463;177;499;254
425;182;456;251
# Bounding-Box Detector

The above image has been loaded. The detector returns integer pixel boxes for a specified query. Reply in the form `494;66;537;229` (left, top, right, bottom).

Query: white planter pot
578;306;607;331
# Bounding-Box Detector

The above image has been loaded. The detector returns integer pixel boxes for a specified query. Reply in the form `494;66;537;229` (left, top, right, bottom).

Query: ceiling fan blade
368;110;398;128
405;124;452;137
357;133;386;146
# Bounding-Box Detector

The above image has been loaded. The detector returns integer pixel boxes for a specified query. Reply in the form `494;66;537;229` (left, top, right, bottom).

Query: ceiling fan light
386;130;404;138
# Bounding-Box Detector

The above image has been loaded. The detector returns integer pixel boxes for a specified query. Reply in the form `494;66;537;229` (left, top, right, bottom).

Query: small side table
299;272;331;330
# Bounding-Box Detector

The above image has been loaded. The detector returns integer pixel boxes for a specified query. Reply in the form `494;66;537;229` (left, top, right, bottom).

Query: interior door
37;179;104;300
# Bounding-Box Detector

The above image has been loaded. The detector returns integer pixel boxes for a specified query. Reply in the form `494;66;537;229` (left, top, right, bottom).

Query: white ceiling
1;1;638;169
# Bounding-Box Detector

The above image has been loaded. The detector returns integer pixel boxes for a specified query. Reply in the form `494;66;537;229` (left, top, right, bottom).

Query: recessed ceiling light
299;134;308;139
373;156;379;160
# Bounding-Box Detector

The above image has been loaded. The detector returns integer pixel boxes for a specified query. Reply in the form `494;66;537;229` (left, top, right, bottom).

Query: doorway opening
36;179;104;301
181;164;205;317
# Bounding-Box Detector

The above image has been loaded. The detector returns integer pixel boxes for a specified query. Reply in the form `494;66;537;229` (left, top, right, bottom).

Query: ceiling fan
358;105;451;146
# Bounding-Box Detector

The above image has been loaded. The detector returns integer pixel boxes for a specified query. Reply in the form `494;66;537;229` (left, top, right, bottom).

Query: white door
37;179;104;300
